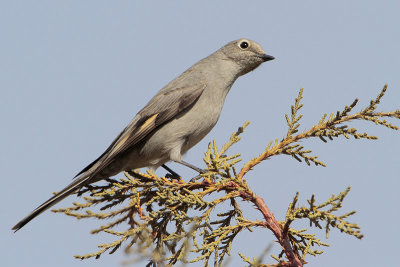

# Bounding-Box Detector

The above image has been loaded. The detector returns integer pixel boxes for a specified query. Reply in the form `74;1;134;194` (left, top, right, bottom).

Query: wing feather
75;81;206;178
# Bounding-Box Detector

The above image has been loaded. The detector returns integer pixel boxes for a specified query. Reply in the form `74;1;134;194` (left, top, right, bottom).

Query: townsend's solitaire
12;38;274;231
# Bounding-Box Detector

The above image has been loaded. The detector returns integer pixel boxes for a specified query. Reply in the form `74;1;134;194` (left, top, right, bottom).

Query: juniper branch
238;84;399;179
53;85;399;266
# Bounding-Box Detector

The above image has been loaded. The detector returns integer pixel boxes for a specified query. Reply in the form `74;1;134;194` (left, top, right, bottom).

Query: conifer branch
238;84;399;179
52;85;399;266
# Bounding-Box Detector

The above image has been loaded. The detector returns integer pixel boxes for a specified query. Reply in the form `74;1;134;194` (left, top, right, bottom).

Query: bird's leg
173;160;208;182
188;174;203;183
162;161;207;182
174;160;206;174
162;164;181;180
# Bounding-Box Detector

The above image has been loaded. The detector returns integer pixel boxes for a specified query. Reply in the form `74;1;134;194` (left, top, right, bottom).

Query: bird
12;38;274;231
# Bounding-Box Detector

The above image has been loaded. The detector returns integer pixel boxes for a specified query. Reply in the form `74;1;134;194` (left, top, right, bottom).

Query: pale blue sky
2;1;399;266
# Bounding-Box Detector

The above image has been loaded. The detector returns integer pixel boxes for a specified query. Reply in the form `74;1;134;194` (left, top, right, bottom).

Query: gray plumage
12;38;274;231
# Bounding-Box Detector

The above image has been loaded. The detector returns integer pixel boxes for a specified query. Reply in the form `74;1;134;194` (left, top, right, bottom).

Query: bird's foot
162;164;181;180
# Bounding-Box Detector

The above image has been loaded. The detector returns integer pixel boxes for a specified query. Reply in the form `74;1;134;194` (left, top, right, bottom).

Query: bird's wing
12;82;206;232
75;81;207;178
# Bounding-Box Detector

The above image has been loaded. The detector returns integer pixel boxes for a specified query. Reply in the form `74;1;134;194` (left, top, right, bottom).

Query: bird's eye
239;41;249;49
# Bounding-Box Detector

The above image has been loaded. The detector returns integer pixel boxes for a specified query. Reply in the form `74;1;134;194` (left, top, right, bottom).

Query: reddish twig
189;179;303;266
239;190;303;267
130;172;303;266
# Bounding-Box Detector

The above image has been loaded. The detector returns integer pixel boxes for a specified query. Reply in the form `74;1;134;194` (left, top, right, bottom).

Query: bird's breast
138;79;235;167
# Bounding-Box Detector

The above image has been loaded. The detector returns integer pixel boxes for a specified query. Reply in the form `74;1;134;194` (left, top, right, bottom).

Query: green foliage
53;85;400;266
272;187;362;263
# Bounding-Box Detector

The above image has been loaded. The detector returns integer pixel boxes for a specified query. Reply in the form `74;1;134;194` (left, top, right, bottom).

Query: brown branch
237;110;398;180
187;178;303;266
239;190;303;267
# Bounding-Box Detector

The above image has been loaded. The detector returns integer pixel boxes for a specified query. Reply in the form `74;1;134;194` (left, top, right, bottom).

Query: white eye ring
238;40;250;49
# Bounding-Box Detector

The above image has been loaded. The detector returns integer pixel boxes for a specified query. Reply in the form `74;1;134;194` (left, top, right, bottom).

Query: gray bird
12;38;274;231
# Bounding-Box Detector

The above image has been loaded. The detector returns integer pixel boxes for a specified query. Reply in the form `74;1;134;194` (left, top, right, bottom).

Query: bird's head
220;38;274;76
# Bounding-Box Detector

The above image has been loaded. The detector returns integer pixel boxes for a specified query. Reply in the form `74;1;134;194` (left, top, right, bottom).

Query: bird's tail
12;175;91;232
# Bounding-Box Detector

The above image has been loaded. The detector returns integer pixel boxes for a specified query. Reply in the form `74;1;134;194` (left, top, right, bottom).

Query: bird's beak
259;54;275;61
